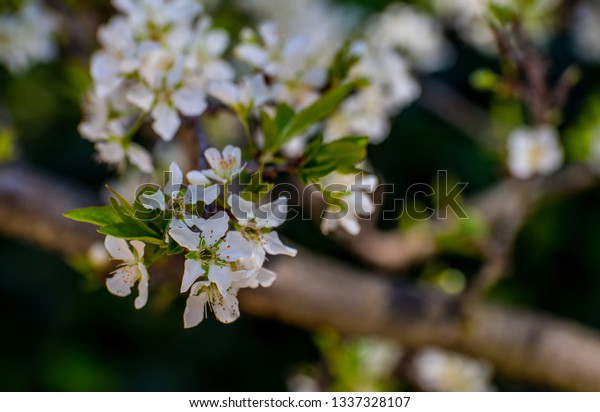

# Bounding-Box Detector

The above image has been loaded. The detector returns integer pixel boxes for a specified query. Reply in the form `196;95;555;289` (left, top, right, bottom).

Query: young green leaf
64;205;121;227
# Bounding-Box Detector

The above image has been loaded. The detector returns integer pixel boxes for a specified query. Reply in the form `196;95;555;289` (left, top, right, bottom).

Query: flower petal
209;289;240;324
106;266;137;297
257;267;277;288
262;231;297;256
208;264;232;296
181;258;205;293
217;231;252;261
172;87;208;116
134;263;149;309
228;194;255;223
126;83;155;111
127;144;154;173
183;289;208;328
152;102;181;141
169;225;200;252
257;196;288;228
200;211;229;246
104;236;135;262
186;170;211;185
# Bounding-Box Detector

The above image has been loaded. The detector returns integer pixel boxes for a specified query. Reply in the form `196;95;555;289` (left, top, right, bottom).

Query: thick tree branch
2;162;600;390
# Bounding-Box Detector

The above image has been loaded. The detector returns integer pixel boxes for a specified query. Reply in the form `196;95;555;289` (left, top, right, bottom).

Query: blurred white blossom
413;347;495;391
0;1;58;73
507;125;563;179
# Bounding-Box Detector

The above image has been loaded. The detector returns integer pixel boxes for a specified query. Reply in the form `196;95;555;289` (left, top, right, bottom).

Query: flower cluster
79;0;233;172
103;145;297;327
0;0;58;74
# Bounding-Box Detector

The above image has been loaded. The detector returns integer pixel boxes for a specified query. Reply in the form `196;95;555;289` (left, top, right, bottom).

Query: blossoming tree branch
4;0;600;389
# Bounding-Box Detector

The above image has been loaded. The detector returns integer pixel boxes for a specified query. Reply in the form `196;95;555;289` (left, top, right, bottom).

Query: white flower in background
185;17;234;84
127;48;208;141
229;194;298;257
201;145;244;183
432;0;560;53
209;74;271;114
235;21;329;110
507;125;564;179
0;1;58;74
113;0;203;39
325;42;420;144
104;236;150;309
320;172;378;236
413;347;496;391
79;92;155;173
572;2;600;63
366;4;451;72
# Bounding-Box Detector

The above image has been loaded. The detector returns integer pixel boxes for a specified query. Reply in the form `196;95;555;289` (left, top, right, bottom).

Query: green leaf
280;81;361;145
299;136;369;183
98;223;164;245
106;185;135;214
64;206;121;227
261;103;297;153
240;172;274;203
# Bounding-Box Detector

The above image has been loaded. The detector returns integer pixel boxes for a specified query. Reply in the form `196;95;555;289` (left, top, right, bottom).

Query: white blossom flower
366;4;451;72
507;125;564;179
228;194;297;257
0;1;58;74
320;172;378;236
104;236;150;309
201;145;244;184
413;347;496;391
127;48;208;141
209;74;271;113
572;2;600;63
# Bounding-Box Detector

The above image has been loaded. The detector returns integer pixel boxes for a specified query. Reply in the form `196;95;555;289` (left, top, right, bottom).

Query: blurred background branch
2;162;600;390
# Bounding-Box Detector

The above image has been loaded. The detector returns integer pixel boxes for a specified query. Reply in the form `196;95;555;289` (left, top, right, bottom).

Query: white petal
209;289;240;324
217;231;253;261
228;194;255;223
169;225;200;251
127;144;154;173
208;81;240;107
172;87;207;116
105;236;135;262
181;259;205;293
134;263;149;309
200;168;226;183
140;190;166;211
186;170;211;185
223;145;242;171
126;83;155;111
257;196;288;228
262;231;297;256
208;265;233;296
106;266;137;297
186;184;220;206
235;44;269;68
130;240;145;259
246;74;271;107
203;147;223;173
152;102;181;141
205;30;229;56
166;161;183;196
200;211;229;246
257;267;277;288
96;142;125;164
183;289;208;328
259;21;279;49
